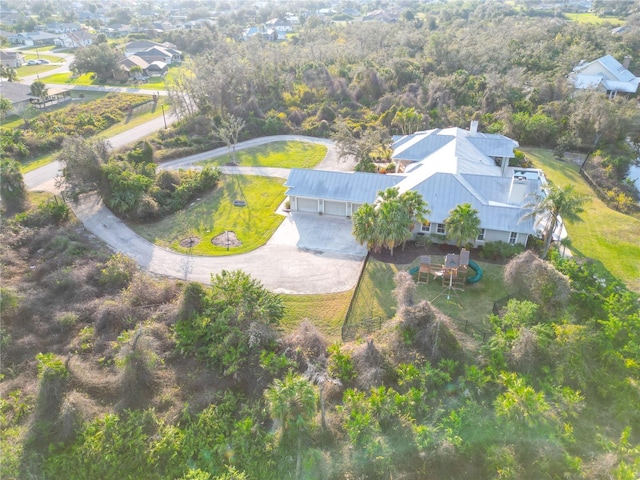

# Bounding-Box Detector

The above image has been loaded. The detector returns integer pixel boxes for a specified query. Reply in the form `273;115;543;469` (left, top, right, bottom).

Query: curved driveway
26;134;364;294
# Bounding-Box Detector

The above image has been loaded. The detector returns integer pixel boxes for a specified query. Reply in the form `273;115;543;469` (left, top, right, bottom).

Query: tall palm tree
0;158;27;213
265;373;318;480
30;80;48;99
445;203;481;249
400;190;431;226
521;184;587;258
352;202;380;252
377;198;412;256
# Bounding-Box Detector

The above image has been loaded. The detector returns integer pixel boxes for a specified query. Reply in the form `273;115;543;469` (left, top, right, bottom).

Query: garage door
351;203;363;215
324;200;347;216
296;197;318;213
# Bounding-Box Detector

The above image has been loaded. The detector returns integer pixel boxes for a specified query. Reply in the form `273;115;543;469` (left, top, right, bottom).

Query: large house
570;54;639;98
54;30;94;48
0;81;36;114
0;50;24;68
285;124;549;247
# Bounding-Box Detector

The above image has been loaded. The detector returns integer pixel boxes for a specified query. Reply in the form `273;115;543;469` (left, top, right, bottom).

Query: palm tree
377;198;412;256
521;184;587;258
265;373;318;480
30;80;48;99
0;65;18;82
0;158;27;213
445;203;481;249
400;190;431;226
352;202;380;252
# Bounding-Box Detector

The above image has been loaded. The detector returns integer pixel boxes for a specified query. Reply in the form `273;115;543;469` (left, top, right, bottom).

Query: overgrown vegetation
3;169;640;480
1;94;151;164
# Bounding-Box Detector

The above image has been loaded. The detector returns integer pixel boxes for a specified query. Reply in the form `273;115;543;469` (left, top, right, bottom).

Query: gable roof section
286;169;402;204
121;55;150;70
0;81;35;103
407;172;535;234
572;54;640;93
392;127;517;169
393;129;504;177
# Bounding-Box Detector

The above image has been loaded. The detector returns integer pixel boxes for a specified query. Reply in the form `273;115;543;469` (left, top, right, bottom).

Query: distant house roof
571;54;639;94
120;55;150;71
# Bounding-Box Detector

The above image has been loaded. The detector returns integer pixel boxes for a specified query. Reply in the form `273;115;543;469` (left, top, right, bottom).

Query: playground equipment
410;248;483;286
466;259;483;283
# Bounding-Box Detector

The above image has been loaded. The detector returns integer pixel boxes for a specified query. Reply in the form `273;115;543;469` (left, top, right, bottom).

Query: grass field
564;12;625;25
40;67;188;89
347;257;506;339
130;175;287;256
280;290;353;341
197;141;328;169
522;147;640;292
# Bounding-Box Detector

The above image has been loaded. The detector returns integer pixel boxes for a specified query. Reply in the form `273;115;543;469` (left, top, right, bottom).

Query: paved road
24;124;364;293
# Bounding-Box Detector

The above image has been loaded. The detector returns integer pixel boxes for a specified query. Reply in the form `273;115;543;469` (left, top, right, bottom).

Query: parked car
26;59;38;65
36;59;49;64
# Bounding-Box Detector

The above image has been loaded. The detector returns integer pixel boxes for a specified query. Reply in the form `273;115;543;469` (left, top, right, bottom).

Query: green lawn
280;291;353;342
197;141;328;169
564;12;625;25
40;66;189;89
130;175;287;256
522;147;640;292
347;257;507;338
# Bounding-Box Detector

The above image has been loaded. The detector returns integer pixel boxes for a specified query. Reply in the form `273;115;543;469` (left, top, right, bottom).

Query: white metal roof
285;169;402;203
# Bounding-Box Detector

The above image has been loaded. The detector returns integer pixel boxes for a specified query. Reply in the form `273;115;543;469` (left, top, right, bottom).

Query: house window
477;229;485;241
437;223;445;234
509;232;518;245
421;222;431;233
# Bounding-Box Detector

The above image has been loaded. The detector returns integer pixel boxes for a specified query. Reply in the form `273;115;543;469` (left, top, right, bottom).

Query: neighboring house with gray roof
8;31;58;46
285;124;550;247
570;54;639;98
54;30;94;48
0;81;36;114
0;50;24;68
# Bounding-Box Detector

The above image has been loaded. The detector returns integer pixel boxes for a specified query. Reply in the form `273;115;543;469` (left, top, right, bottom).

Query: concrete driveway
72;193;366;294
26;130;366;294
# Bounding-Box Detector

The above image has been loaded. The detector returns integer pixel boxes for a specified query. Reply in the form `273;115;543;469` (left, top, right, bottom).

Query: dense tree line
162;3;639;201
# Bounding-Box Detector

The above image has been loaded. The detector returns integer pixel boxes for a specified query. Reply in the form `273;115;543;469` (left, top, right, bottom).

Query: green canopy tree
522;184;587;258
444;202;481;249
265;373;318;480
71;43;122;81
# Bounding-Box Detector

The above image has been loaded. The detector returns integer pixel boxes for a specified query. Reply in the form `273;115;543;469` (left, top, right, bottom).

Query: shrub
328;343;356;383
504;250;570;316
479;241;524;261
100;253;138;291
15;197;70;227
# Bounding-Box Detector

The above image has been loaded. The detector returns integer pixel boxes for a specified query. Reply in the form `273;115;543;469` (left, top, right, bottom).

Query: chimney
623;55;632;69
469;120;478;134
500;157;509;176
508;175;528;204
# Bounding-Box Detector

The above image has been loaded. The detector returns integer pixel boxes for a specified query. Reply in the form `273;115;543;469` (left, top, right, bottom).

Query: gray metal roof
285;169;402;203
392;127;517;169
411;173;535;234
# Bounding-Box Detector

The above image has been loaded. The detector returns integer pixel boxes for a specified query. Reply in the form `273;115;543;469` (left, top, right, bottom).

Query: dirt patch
179;236;200;248
211;230;242;248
